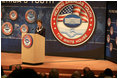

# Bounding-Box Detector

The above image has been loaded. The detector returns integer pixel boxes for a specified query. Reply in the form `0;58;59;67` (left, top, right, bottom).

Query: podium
21;33;45;65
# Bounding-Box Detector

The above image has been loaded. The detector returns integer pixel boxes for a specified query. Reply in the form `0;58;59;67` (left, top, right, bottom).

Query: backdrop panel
106;1;117;63
1;1;106;59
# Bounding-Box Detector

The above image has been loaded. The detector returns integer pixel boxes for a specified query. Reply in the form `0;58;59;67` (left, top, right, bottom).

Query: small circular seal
22;34;33;48
25;9;36;23
110;43;113;52
20;24;29;33
107;34;110;43
110;26;113;35
107;18;111;27
2;22;13;35
9;10;18;20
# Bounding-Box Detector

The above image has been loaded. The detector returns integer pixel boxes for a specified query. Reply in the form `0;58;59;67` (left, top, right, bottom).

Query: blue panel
1;38;21;52
105;1;117;63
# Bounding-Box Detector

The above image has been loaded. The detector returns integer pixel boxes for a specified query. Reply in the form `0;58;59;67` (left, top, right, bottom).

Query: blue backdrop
106;1;117;63
1;1;106;59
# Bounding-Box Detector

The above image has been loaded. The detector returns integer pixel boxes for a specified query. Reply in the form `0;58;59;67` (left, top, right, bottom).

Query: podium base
22;62;43;65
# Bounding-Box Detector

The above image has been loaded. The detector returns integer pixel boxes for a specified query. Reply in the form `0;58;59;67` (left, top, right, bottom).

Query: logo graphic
110;43;113;52
22;34;33;48
25;9;36;23
9;10;18;20
51;1;96;46
107;34;110;43
107;18;111;27
20;24;29;33
2;22;13;35
110;26;113;35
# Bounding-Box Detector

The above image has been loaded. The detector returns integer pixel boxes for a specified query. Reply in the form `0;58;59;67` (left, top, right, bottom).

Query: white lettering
63;39;74;44
65;18;80;24
2;1;54;4
76;34;87;43
54;2;64;16
84;5;92;17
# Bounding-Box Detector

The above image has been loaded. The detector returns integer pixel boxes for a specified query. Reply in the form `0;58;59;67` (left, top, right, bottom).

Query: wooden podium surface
22;33;45;65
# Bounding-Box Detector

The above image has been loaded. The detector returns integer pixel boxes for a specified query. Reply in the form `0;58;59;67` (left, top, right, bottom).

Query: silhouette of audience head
38;72;47;78
83;67;95;78
83;67;91;74
104;68;113;78
83;67;91;77
85;70;96;78
8;68;38;78
98;72;105;78
1;66;4;76
115;74;117;78
1;66;7;78
6;67;116;78
71;71;81;78
49;68;59;78
15;64;22;70
8;68;22;78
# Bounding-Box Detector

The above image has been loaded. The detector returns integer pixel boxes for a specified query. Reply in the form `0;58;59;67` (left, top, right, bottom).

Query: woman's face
37;22;42;29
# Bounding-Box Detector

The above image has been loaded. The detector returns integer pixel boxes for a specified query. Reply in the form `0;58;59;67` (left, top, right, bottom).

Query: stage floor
1;52;117;77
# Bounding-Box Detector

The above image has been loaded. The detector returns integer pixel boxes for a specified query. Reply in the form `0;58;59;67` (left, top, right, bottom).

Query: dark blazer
35;26;45;37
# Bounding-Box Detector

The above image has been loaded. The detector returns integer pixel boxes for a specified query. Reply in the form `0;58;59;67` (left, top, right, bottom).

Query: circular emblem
110;26;113;35
22;34;33;48
2;22;13;35
51;1;96;46
20;24;29;33
25;9;36;23
9;10;18;20
110;43;113;52
107;34;110;43
107;18;111;27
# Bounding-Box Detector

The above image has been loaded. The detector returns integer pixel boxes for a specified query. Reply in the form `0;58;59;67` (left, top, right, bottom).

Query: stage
1;52;117;78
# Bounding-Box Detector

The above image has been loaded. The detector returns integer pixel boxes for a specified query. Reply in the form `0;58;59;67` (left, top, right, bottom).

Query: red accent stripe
73;10;80;14
81;9;85;13
73;6;81;10
81;18;88;22
80;13;88;18
58;16;66;18
58;20;63;22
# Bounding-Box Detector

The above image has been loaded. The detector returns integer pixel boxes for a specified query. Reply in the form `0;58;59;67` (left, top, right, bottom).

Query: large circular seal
51;1;96;46
22;34;33;48
20;24;29;33
9;10;18;20
25;9;36;23
2;22;13;35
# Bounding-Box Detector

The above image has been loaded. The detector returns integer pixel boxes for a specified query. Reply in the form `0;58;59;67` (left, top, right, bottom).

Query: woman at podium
35;19;45;37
